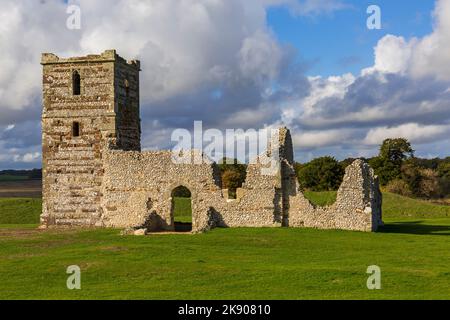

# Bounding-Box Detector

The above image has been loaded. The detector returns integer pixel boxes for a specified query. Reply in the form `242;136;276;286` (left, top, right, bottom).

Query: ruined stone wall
40;50;382;233
100;150;221;232
100;150;283;232
40;50;140;228
287;160;383;232
99;145;382;233
211;159;283;229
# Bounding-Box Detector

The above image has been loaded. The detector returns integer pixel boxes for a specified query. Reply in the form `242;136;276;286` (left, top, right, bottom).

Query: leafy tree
380;138;414;162
371;138;414;186
385;179;412;197
400;160;422;196
437;161;450;196
418;169;442;199
369;156;401;186
221;170;244;198
297;156;345;191
437;161;450;180
218;158;247;198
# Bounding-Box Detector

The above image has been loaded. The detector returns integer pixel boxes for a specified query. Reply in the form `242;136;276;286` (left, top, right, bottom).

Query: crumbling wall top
41;49;140;70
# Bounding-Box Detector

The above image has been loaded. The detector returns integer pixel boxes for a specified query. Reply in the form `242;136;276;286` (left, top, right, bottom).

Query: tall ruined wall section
266;128;383;232
287;159;383;232
40;50;140;228
114;57;141;151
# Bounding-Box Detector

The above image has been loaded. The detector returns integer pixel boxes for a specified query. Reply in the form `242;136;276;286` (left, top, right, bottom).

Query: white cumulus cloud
364;123;450;146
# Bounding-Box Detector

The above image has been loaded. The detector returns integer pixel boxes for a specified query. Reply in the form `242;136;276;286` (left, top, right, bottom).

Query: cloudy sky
1;0;450;169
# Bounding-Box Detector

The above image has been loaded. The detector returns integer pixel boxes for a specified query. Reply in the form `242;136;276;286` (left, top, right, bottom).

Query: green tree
400;160;422;196
370;138;415;186
437;161;450;179
437;161;450;196
218;158;247;198
297;156;345;191
380;138;414;162
369;156;402;186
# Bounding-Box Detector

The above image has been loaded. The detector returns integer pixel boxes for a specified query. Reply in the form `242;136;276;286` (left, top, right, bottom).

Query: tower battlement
41;49;141;70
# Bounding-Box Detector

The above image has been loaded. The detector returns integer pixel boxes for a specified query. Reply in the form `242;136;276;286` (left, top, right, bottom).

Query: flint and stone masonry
41;50;383;233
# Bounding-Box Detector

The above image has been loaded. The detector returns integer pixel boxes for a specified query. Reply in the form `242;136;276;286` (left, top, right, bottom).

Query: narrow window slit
72;122;80;137
73;71;81;96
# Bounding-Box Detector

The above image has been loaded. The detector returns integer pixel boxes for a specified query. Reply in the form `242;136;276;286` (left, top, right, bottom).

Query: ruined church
40;50;383;233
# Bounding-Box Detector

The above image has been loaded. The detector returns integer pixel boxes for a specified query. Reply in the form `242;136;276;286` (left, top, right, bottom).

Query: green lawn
0;194;449;300
172;197;192;223
0;198;42;224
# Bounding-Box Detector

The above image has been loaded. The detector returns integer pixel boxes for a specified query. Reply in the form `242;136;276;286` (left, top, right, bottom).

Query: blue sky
268;0;435;76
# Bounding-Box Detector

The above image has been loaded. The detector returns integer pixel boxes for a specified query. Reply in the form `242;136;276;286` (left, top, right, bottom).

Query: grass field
172;197;192;223
0;193;449;300
0;175;29;182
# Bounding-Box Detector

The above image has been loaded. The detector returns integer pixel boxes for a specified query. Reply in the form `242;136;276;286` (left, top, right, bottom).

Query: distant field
0;175;29;182
0;193;449;300
0;180;42;198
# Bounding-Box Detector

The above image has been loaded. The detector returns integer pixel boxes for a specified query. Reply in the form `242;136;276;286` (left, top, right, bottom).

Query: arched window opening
72;122;80;137
72;70;81;96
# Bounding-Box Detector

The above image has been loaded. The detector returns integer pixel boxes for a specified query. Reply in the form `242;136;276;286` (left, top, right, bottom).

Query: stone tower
40;50;141;227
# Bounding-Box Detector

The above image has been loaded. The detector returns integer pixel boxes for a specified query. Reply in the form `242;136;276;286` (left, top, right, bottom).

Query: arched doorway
171;186;192;232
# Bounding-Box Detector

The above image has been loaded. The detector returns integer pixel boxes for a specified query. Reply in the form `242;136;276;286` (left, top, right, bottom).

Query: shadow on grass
379;221;450;236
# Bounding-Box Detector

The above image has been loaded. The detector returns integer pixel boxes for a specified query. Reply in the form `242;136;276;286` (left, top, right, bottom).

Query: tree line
218;139;450;200
297;138;450;199
0;169;42;180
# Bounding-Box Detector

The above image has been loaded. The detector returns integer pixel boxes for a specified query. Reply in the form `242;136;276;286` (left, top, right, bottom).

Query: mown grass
382;193;450;219
0;198;42;224
0;195;449;300
0;220;449;300
172;197;192;223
